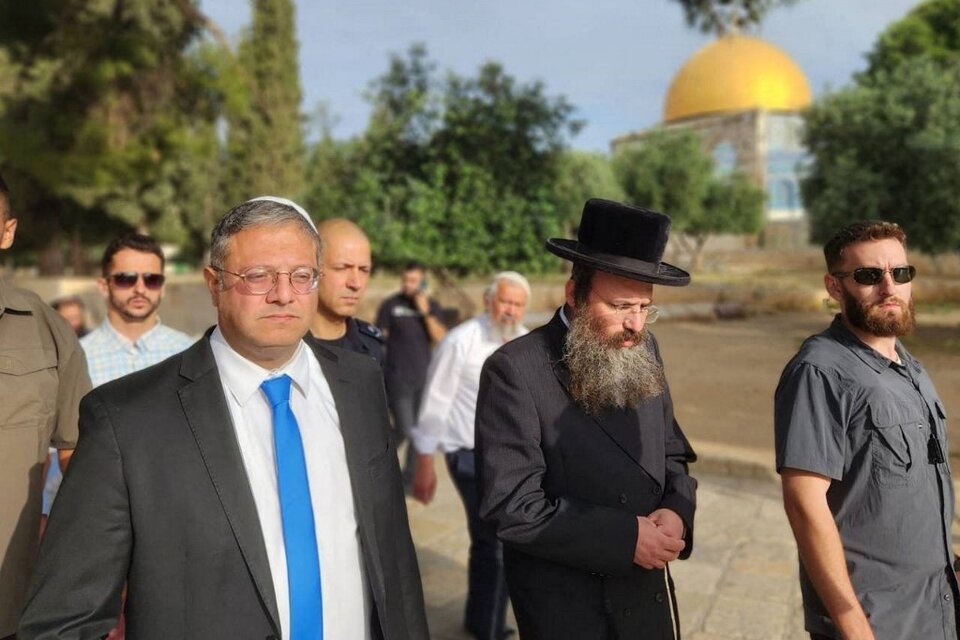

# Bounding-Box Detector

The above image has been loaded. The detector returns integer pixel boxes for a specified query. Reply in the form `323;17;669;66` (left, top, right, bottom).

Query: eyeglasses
108;272;166;290
606;302;660;324
211;265;320;295
831;265;916;286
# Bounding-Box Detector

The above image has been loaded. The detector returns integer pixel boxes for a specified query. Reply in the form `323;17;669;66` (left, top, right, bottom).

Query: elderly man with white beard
410;271;530;640
474;199;697;640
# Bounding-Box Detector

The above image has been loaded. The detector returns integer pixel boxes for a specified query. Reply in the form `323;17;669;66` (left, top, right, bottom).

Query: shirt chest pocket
0;346;58;432
867;401;926;486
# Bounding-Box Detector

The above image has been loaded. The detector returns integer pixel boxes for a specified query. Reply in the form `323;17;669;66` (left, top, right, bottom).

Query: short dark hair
403;260;426;273
823;221;907;271
570;263;596;306
208;199;321;277
0;171;10;222
101;233;165;276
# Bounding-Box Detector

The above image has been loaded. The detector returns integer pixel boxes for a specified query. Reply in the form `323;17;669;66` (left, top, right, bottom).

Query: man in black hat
475;198;697;640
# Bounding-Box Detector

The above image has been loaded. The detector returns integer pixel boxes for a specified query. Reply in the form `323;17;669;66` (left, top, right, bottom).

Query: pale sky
200;0;923;152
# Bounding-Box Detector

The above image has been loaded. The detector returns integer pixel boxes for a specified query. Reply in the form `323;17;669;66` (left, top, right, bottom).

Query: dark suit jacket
19;332;429;640
475;310;697;640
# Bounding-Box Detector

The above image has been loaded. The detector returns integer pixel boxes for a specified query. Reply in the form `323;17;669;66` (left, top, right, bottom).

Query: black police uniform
314;317;384;365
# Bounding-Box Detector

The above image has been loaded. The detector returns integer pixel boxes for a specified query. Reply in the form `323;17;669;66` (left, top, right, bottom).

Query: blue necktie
261;375;323;640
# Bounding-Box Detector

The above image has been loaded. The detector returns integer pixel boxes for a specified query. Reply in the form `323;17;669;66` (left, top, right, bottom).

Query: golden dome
663;34;812;123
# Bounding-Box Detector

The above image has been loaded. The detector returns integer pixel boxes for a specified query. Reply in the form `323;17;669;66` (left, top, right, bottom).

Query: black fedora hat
546;198;690;287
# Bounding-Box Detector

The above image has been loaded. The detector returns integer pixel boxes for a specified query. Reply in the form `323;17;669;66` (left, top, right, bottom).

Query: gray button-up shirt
775;316;957;640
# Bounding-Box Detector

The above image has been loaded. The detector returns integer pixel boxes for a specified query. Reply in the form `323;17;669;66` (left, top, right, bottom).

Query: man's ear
824;273;843;303
203;266;221;308
564;278;576;309
0;217;17;250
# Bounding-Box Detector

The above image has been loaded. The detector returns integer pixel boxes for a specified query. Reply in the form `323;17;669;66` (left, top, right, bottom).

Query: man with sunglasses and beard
776;220;958;640
81;233;194;387
47;234;195;637
475;199;697;640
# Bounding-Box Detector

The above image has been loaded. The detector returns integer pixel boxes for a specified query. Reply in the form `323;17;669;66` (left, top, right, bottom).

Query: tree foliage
613;128;764;267
864;0;960;78
801;59;960;254
222;0;304;205
302;45;583;275
0;0;232;271
554;151;625;235
668;0;801;35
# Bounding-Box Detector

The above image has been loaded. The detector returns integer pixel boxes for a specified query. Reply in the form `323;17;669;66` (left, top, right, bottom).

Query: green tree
432;61;582;198
669;0;801;34
613;128;764;267
305;45;582;275
223;0;304;205
362;44;438;192
554;151;625;235
865;0;960;78
801;58;960;254
0;1;230;271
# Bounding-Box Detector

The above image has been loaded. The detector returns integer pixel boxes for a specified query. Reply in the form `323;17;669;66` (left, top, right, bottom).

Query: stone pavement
406;450;808;640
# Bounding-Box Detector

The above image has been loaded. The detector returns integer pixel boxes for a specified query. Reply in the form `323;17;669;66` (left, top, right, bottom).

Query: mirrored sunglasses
109;272;166;290
831;265;916;286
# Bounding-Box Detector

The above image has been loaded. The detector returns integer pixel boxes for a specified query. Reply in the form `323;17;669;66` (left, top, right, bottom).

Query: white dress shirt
411;314;528;454
210;328;370;640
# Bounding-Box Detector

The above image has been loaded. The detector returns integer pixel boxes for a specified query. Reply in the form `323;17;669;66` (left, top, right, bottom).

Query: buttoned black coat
476;310;697;640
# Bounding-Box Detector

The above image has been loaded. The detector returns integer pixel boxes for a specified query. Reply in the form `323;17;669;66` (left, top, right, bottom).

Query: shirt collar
827;314;915;374
100;318;170;350
210;326;311;407
559;305;571;328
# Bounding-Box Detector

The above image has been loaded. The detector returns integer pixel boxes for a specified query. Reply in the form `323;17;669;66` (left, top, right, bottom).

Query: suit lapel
306;338;387;608
178;336;281;636
547;310;664;484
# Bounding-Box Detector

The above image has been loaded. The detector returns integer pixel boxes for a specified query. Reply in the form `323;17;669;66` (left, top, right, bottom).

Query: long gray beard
492;319;521;343
563;311;665;416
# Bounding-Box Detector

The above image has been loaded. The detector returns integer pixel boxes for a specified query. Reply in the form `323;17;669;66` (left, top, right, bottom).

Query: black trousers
446;449;510;640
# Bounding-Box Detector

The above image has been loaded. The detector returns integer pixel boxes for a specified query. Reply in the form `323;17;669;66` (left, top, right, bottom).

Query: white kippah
246;195;317;233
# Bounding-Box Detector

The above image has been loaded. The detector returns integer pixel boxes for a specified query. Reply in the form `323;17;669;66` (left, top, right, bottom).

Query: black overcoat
476;310;697;640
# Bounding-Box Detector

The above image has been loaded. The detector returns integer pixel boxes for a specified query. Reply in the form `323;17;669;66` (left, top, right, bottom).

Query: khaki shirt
0;277;91;635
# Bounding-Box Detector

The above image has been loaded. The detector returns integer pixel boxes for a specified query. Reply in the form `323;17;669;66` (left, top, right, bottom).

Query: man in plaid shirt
81;233;194;387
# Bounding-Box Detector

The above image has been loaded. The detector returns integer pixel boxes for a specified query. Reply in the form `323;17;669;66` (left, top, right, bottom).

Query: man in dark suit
476;199;698;640
19;198;429;640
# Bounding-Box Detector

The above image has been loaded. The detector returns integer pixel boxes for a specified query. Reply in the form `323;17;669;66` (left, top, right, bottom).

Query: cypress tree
224;0;304;204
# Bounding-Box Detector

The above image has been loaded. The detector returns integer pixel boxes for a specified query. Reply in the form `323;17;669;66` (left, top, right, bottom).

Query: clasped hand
633;508;685;570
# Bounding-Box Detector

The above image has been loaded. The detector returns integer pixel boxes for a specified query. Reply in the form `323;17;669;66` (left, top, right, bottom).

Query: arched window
769;179;798;210
712;142;737;176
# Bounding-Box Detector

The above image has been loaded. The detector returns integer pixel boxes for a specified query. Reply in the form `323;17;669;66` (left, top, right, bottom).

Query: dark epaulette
356;319;384;343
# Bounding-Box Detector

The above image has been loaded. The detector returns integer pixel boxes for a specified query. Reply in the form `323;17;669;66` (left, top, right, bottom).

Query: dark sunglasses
831;265;916;286
108;272;166;290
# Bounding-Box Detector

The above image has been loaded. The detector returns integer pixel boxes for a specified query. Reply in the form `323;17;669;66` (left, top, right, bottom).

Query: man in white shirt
411;271;530;640
21;197;429;640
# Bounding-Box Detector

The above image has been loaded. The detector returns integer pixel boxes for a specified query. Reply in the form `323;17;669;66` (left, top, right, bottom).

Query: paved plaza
407;448;807;640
